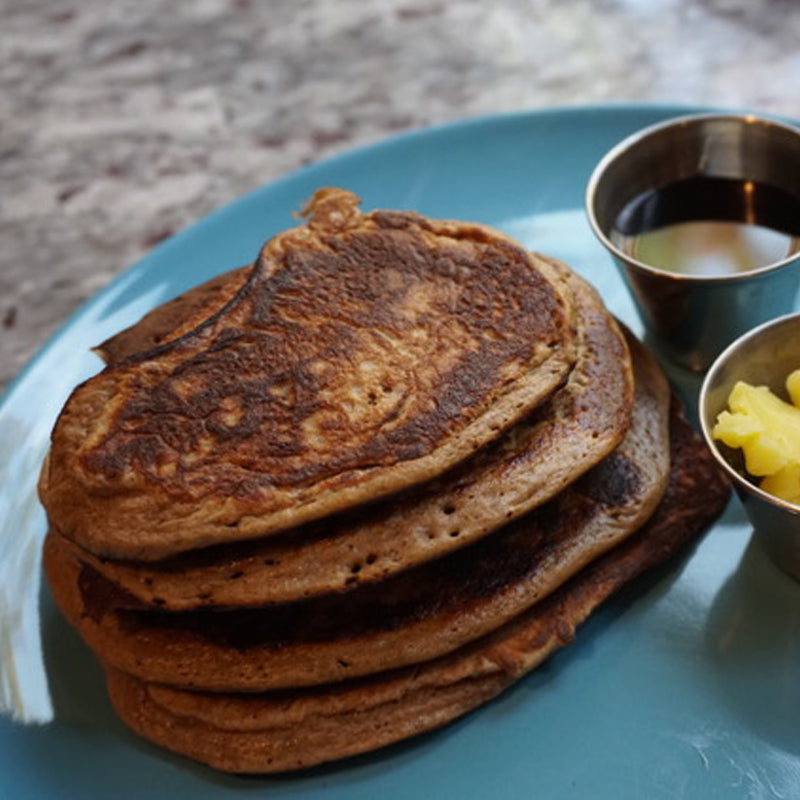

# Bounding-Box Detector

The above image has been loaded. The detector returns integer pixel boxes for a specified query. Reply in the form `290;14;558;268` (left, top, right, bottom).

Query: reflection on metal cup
700;312;800;580
586;113;800;371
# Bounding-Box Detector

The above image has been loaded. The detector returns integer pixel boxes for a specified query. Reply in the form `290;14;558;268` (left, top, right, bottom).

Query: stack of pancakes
39;189;728;774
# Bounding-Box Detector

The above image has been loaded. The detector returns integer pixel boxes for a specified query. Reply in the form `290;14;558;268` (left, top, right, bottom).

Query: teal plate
3;104;800;799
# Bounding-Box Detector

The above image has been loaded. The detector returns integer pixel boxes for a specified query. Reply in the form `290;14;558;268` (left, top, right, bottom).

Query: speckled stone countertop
3;0;800;393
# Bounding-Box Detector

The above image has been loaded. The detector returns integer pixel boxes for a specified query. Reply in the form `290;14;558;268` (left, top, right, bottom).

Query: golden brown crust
104;405;729;774
66;265;633;610
43;329;669;692
41;189;576;560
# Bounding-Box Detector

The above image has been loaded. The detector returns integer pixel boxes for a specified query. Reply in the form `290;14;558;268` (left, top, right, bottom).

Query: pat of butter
713;369;800;503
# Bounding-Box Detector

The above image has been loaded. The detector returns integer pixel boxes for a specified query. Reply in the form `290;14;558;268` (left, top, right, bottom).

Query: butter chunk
787;368;800;407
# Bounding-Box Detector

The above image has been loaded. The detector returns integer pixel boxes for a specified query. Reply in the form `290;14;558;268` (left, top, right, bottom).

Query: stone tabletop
2;0;800;394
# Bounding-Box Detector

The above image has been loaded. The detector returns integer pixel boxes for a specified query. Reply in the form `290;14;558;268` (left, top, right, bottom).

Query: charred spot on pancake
78;564;142;623
574;451;642;508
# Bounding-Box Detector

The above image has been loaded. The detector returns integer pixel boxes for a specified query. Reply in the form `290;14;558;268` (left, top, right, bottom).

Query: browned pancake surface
104;404;729;774
43;330;669;692
68;267;632;609
41;189;576;560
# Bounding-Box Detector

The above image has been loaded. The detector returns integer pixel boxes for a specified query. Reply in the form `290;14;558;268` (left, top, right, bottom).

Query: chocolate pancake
104;405;729;774
65;268;633;609
43;332;669;692
40;188;576;561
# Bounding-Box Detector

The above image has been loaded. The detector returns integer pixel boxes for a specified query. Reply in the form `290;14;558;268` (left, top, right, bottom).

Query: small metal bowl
699;311;800;580
586;113;800;371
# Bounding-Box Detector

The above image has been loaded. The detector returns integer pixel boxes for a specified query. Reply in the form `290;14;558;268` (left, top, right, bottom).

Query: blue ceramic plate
2;104;799;799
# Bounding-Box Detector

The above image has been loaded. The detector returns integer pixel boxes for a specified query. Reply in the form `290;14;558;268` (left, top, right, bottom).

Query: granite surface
3;0;800;393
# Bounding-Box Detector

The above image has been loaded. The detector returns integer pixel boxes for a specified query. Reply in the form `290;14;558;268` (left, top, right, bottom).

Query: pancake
64;267;633;609
40;188;577;561
43;331;669;692
96;266;251;365
104;404;730;774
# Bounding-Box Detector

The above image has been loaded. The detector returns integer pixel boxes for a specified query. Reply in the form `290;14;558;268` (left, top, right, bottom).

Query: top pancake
39;189;576;561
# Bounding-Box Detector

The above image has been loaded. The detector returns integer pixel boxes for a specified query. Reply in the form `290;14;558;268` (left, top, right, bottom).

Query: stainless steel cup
699;312;800;580
586;113;800;371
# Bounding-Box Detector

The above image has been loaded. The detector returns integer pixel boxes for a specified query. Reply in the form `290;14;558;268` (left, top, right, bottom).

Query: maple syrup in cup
611;176;800;277
586;114;800;371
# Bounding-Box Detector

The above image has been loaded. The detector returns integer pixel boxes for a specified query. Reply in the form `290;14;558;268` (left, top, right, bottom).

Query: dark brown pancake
43;331;668;692
40;188;576;561
64;268;633;609
104;404;730;774
96;267;251;364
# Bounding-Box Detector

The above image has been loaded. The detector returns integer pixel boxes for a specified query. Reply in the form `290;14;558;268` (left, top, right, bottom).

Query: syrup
610;176;800;276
